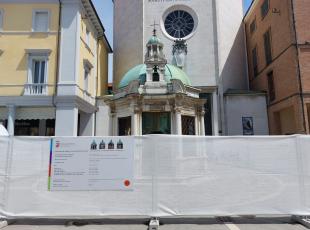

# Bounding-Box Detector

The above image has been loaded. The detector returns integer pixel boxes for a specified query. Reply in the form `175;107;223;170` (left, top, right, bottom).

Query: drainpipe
290;0;307;134
53;0;62;110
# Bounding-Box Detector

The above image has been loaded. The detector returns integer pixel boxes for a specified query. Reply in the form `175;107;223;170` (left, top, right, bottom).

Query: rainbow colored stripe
48;139;53;191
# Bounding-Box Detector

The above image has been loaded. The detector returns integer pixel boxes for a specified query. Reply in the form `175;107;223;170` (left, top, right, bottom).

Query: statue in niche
172;39;188;69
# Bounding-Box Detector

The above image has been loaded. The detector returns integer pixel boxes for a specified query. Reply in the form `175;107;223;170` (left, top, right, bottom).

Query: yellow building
0;0;112;136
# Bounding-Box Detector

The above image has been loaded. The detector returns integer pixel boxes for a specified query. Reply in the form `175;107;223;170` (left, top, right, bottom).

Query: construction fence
0;135;309;218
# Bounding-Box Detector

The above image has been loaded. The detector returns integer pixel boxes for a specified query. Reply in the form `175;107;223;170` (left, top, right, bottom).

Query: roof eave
82;0;113;52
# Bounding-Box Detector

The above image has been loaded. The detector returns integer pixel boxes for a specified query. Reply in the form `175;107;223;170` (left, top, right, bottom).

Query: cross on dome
150;21;159;36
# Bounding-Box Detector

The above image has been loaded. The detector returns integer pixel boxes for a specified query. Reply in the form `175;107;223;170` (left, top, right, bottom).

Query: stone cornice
55;95;97;113
0;96;54;106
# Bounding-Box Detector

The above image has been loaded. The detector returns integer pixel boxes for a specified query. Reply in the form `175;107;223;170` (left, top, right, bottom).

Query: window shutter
34;12;48;32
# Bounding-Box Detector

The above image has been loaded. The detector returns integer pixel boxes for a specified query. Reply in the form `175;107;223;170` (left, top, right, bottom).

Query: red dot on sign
124;180;130;187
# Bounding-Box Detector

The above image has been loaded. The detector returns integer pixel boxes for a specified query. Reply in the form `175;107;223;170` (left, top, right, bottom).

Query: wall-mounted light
272;8;281;15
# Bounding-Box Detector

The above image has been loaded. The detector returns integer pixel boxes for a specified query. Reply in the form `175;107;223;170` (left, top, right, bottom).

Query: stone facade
113;0;248;135
244;0;310;135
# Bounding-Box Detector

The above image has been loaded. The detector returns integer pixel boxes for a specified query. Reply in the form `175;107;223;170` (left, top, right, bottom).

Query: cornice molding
0;31;58;35
0;96;54;106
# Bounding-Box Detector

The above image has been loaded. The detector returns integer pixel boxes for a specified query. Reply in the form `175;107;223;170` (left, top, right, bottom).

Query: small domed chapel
105;30;206;136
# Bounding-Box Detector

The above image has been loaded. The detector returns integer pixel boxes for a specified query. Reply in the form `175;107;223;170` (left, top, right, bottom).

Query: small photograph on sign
242;117;254;135
99;140;105;149
90;140;97;150
108;140;114;149
117;140;124;149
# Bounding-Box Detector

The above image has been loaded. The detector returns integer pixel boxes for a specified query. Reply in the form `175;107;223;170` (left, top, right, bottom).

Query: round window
164;10;195;39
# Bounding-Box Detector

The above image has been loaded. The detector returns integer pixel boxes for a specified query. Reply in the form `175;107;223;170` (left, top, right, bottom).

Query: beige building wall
78;17;97;98
97;39;109;97
0;3;59;96
77;17;110;99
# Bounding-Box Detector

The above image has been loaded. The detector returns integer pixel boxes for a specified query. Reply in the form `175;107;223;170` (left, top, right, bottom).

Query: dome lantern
144;25;167;83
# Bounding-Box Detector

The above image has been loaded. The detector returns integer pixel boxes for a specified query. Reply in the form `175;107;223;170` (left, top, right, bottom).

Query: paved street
1;216;308;230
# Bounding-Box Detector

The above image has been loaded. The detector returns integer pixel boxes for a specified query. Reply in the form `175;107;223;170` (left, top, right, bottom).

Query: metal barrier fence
0;135;309;219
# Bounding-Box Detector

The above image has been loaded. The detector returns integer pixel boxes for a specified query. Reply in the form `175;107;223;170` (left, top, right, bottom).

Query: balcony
24;84;48;95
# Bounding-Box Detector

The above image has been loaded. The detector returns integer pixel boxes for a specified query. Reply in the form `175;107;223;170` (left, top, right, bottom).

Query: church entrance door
142;112;171;135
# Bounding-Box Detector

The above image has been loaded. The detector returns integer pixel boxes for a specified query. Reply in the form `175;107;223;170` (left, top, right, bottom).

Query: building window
0;9;3;31
84;68;90;93
152;65;160;82
83;59;93;94
32;10;49;32
164;10;195;39
182;116;195;135
32;60;46;84
267;71;275;102
264;29;272;65
250;19;256;34
86;28;90;47
261;0;269;19
26;51;50;95
252;47;258;77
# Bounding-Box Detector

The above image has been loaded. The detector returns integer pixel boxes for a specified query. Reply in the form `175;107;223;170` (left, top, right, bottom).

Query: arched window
152;66;160;82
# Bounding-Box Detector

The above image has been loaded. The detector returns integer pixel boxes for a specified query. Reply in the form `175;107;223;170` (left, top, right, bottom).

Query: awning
0;107;8;120
16;107;56;120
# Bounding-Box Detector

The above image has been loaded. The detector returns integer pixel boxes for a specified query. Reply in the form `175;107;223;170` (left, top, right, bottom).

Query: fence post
3;136;14;218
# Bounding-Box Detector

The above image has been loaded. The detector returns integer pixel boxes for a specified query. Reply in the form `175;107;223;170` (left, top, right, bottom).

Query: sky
92;0;253;82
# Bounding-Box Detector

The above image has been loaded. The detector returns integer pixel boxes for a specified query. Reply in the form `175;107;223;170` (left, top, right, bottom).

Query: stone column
175;108;182;135
200;110;206;136
112;114;118;136
212;90;220;136
7;105;16;136
159;66;165;82
39;120;47;136
109;112;116;136
131;113;137;136
57;0;81;96
131;105;142;136
146;67;152;82
195;115;199;136
55;106;78;136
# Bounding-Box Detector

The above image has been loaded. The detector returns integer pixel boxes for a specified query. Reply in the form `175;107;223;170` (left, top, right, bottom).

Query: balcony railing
24;83;48;95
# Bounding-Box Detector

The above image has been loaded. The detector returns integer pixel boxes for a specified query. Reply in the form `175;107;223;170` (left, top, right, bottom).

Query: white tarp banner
0;135;309;219
0;137;9;219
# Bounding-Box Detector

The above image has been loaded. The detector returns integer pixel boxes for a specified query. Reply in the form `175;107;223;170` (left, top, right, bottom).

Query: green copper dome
147;35;162;45
118;64;191;89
